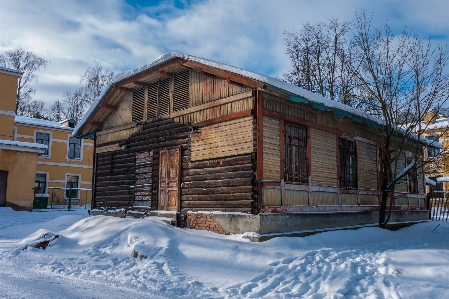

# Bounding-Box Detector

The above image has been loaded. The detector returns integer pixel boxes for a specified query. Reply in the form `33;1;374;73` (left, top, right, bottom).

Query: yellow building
421;111;449;191
14;117;94;206
0;66;46;209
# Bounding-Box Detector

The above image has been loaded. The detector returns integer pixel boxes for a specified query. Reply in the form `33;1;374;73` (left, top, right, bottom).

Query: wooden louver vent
147;81;158;118
173;70;190;112
132;87;145;122
159;78;170;116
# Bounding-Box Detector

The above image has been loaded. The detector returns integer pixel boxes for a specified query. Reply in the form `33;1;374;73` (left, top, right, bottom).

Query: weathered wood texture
191;116;253;161
95;118;190;209
310;128;337;187
263;90;383;143
393;153;407;192
180;154;254;213
189;69;251;105
103;94;133;130
357;141;378;190
263;116;280;180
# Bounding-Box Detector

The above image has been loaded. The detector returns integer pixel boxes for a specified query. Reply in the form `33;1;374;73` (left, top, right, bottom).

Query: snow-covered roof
425;117;449;130
74;52;385;136
15;116;73;131
0;66;22;77
425;178;437;186
437;177;449;183
0;139;47;153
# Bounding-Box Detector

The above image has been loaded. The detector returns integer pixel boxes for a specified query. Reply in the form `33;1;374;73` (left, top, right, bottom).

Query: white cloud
1;0;448;106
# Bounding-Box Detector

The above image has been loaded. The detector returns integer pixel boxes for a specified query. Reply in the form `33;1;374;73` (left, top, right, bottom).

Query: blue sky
1;0;449;106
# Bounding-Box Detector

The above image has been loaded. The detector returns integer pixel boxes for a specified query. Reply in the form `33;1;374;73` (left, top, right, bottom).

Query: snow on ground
0;207;448;298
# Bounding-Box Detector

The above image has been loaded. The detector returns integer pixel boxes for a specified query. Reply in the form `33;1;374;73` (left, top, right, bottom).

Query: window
36;132;50;156
35;173;47;194
339;138;357;189
407;158;418;194
68;137;81;159
427;135;440;158
65;175;79;199
284;123;308;183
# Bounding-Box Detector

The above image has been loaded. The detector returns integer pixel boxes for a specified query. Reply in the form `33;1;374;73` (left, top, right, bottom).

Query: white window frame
65;173;80;200
67;136;83;161
35;130;52;158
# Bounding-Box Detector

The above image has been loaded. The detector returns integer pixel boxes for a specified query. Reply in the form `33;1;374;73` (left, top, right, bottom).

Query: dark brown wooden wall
94;117;255;212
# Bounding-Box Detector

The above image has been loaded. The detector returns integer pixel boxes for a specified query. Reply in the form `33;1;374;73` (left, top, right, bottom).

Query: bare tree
47;100;65;122
0;48;49;115
79;63;115;107
350;12;449;226
284;19;366;109
24;100;49;119
61;90;85;122
284;13;449;226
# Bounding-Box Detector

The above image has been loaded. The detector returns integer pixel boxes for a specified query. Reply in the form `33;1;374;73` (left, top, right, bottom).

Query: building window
407;158;419;194
35;173;47;194
65;175;79;199
68;137;81;159
339;138;357;189
427;135;440;158
284;123;308;183
36;132;50;156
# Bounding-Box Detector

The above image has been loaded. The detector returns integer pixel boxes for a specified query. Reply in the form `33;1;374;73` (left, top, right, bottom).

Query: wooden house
74;53;429;234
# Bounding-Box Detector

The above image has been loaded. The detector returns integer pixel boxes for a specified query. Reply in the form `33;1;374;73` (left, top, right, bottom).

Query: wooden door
158;147;181;211
0;171;7;207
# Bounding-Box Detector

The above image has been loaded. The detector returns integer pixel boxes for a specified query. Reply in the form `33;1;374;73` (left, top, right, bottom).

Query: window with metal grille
35;173;46;194
36;132;50;156
68;137;81;159
339;138;357;189
407;157;418;194
284;123;308;183
65;175;79;199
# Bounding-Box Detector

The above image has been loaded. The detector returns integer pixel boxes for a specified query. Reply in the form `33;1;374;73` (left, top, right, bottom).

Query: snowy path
0;207;448;298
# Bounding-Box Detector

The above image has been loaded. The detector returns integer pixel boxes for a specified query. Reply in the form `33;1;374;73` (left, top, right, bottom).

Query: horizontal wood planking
357;141;378;190
284;189;309;206
310;128;337;187
263;116;281;180
340;193;358;205
191;116;253;161
311;191;338;205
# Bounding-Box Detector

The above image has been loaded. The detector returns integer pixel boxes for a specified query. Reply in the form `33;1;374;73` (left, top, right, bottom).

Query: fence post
68;187;72;211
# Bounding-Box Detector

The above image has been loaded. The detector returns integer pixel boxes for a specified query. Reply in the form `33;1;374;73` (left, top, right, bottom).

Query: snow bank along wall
75;54;428;234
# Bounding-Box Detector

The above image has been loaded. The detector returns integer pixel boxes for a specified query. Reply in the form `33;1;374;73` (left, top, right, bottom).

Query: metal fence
429;191;449;221
33;187;92;210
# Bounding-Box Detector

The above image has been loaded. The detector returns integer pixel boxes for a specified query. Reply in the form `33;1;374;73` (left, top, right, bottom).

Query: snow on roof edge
15;116;73;131
0;66;22;77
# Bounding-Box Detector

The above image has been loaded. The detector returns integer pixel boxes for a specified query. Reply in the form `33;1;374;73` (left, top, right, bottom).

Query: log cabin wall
260;88;426;212
93;67;256;212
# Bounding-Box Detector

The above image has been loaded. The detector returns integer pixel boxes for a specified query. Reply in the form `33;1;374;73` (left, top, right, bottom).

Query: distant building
421;111;449;192
14;117;94;206
0;66;46;209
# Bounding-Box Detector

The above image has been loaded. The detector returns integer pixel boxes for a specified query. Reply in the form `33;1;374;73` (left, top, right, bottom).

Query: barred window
339;138;357;189
284;123;308;183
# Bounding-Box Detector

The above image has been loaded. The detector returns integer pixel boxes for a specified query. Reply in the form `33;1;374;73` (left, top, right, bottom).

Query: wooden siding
310;128;337;186
284;189;308;206
103;94;133;131
394;153;407;192
263;116;280;181
181;154;254;213
262;188;281;206
263;90;383;144
311;191;338;205
189;69;251;106
360;194;379;205
95;119;190;209
191;116;253;161
357;141;378;190
340;193;358;205
418;157;425;194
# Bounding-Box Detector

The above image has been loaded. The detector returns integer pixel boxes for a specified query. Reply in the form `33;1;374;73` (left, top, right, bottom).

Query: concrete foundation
186;210;430;235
